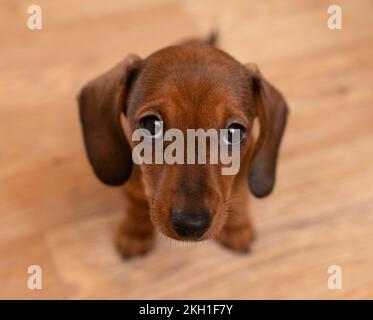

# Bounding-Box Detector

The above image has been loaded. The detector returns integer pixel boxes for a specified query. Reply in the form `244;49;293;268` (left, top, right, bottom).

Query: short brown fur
78;34;289;258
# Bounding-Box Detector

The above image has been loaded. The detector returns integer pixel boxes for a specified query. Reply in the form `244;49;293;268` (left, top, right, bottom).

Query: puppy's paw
216;224;255;253
115;228;155;259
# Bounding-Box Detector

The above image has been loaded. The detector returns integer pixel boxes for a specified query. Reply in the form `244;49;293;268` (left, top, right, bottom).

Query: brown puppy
78;34;288;258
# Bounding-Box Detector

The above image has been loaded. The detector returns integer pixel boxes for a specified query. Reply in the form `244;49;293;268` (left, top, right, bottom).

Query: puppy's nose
170;208;212;238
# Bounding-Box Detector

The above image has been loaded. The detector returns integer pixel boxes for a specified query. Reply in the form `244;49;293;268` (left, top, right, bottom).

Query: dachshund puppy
78;34;288;258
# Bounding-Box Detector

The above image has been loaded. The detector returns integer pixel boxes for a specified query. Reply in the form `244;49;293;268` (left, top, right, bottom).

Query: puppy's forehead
127;45;253;123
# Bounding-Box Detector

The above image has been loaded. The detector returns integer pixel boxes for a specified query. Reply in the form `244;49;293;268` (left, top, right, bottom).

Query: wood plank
0;0;372;299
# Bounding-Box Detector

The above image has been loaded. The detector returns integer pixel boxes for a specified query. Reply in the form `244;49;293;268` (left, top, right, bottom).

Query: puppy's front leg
216;194;255;253
115;188;155;259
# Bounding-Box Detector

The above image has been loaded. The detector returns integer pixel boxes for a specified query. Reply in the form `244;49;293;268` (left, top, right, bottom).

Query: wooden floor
1;0;373;299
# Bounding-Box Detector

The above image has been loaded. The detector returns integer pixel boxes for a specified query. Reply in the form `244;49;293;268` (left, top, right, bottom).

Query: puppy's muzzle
170;208;212;239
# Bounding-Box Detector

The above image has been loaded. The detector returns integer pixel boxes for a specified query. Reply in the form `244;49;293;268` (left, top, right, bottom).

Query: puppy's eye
223;123;246;146
139;115;163;138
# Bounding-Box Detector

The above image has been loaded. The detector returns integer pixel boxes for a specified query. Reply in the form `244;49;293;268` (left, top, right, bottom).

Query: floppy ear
78;54;141;186
246;63;289;198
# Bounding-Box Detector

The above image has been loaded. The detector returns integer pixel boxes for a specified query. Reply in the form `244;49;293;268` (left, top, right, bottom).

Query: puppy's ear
78;54;141;186
246;63;289;198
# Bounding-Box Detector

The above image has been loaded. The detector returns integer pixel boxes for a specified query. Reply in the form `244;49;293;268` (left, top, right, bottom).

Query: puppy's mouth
150;207;227;242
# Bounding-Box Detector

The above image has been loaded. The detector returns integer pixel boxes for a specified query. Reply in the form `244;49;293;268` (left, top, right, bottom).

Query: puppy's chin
161;229;211;242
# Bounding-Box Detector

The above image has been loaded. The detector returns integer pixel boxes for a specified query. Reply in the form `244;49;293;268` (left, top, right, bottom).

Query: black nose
170;208;212;238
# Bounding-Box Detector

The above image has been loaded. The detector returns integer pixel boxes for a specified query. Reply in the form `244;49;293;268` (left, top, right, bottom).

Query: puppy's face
126;46;255;240
78;44;288;241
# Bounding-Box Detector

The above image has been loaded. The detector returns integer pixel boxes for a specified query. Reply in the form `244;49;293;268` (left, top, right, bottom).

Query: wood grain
1;0;372;299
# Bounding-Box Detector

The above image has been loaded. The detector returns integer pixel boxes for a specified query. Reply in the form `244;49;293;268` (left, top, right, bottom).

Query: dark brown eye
223;123;246;146
139;115;163;138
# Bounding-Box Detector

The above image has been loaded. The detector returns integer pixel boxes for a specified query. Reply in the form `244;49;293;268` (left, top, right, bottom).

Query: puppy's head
78;44;288;241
